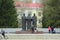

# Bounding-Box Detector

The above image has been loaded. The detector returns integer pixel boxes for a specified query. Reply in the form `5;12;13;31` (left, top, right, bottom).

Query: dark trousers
2;33;5;38
49;30;50;33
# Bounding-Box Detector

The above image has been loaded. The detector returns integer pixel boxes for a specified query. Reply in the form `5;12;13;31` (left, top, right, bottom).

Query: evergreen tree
0;0;18;28
42;0;60;28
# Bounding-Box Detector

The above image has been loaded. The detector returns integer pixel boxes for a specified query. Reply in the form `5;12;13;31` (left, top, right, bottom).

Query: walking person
1;29;5;38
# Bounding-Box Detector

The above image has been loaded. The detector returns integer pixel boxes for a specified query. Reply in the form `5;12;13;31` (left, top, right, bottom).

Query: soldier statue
22;14;26;31
27;14;31;30
32;14;37;28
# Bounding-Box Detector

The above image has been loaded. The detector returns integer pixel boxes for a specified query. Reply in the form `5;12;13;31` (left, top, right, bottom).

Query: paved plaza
0;34;60;40
0;28;60;40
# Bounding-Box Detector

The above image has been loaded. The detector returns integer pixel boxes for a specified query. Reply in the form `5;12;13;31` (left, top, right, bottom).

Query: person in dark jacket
51;26;56;33
1;29;5;38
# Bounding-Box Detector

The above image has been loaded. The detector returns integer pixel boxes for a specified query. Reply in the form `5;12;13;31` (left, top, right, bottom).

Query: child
34;27;37;33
